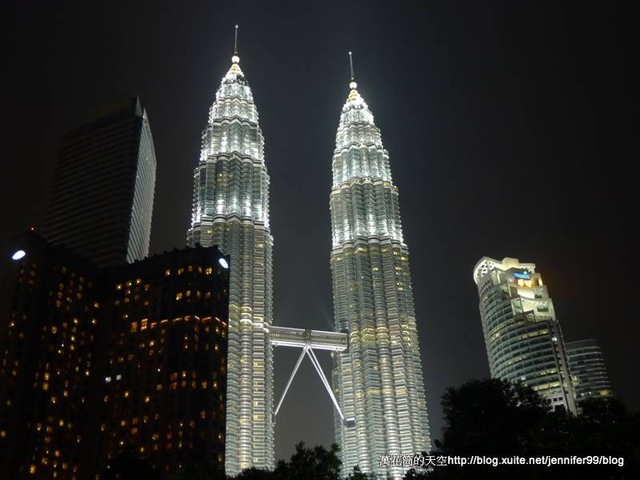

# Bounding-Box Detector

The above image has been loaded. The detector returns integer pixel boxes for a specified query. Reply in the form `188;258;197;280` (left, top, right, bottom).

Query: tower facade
329;73;430;479
186;52;274;474
566;339;614;406
44;94;156;267
473;257;576;413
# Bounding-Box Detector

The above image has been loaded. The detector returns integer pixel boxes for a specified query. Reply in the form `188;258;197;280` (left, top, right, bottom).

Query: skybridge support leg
274;346;308;418
307;347;344;420
273;345;345;421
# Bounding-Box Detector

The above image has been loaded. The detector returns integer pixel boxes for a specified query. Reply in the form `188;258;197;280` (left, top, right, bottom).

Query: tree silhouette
426;379;640;479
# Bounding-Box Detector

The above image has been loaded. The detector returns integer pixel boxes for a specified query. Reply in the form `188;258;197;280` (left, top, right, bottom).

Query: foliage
402;467;429;479
426;378;640;479
228;467;274;480
345;465;372;479
225;442;341;480
272;441;341;480
439;378;552;457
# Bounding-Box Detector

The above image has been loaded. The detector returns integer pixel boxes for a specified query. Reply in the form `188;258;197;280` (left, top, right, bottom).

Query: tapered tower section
329;62;430;479
187;46;274;474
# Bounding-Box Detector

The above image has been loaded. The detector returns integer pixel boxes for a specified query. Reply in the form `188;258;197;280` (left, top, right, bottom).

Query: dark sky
3;0;636;463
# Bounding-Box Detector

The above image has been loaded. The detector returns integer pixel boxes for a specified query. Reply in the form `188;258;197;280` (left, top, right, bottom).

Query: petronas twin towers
187;35;430;479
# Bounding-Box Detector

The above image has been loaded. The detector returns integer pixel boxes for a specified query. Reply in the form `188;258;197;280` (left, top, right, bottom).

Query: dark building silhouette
0;231;229;480
44;95;157;267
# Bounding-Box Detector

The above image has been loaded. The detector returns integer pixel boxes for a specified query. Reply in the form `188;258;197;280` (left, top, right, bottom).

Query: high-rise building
329;63;430;479
566;339;614;406
96;244;229;478
0;231;230;479
0;232;103;480
473;257;576;413
44;94;156;267
186;47;274;474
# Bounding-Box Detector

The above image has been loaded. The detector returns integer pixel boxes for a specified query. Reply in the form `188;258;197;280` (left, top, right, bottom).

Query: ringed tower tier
186;36;274;474
329;55;431;479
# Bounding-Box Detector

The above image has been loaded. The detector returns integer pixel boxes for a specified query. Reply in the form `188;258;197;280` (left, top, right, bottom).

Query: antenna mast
234;24;239;55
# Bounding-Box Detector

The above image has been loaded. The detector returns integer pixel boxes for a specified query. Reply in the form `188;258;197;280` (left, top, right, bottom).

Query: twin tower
186;45;430;479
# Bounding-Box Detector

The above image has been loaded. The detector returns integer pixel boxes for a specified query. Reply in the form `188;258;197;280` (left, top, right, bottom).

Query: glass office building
44;95;156;267
473;257;576;413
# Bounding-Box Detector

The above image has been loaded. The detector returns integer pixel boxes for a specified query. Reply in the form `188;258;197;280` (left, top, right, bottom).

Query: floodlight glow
12;250;26;260
219;257;229;269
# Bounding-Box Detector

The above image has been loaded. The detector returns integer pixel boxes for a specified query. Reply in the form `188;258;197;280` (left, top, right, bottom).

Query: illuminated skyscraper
186;37;274;474
329;57;431;479
44;94;156;267
473;257;576;413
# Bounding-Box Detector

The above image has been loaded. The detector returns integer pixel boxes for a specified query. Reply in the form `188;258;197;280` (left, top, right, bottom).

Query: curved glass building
45;95;156;267
473;257;576;413
187;51;274;474
566;339;614;406
329;70;430;479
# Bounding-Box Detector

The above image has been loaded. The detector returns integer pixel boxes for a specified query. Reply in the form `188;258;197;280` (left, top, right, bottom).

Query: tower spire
348;51;357;90
232;24;240;64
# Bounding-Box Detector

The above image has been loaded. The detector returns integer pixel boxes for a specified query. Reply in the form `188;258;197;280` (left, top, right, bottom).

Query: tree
226;442;341;480
436;378;549;458
426;379;640;479
345;465;372;479
272;442;341;480
402;467;428;480
229;467;275;480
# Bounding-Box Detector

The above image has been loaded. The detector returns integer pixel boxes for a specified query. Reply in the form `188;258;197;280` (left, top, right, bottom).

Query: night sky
4;0;636;463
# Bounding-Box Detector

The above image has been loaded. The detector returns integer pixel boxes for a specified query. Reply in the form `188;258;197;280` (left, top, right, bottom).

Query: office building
44;94;156;267
96;244;229;478
186;47;274;474
566;339;613;405
0;231;230;479
329;61;431;479
0;231;104;480
473;257;576;413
